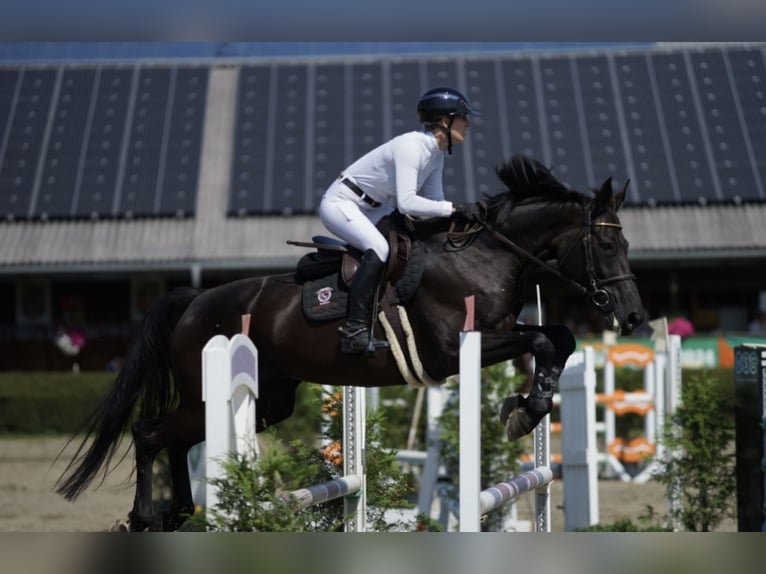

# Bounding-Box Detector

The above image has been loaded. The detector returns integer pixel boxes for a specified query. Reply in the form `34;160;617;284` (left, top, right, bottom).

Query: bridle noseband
553;208;636;315
452;204;636;316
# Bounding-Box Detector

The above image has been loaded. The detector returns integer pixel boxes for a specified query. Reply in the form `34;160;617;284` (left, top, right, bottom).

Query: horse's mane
486;155;588;225
407;155;589;237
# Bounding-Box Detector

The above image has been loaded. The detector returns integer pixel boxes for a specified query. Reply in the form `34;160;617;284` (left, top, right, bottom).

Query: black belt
341;177;382;207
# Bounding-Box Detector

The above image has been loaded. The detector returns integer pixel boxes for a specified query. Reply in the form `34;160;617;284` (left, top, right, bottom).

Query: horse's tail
54;286;201;501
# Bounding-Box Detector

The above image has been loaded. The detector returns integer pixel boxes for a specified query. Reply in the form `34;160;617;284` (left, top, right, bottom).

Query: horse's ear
615;180;629;211
594;177;627;213
593;177;614;215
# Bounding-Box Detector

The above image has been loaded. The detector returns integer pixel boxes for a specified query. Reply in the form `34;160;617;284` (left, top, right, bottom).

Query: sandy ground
0;437;736;532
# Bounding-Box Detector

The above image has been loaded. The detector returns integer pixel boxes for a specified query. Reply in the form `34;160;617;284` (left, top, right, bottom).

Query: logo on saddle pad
316;286;333;306
302;275;349;321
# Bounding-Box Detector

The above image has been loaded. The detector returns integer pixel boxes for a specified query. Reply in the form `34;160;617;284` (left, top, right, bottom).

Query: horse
54;154;644;531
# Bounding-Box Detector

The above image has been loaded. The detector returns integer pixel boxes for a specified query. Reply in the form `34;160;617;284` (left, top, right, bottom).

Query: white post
459;330;482;532
202;334;259;517
203;335;230;514
343;386;367;532
666;334;683;531
533;415;550;531
560;347;600;530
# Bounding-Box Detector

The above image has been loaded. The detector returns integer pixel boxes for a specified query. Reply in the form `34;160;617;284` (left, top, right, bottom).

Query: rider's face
447;113;470;144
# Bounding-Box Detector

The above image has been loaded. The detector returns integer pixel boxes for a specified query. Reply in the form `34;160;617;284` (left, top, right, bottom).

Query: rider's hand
452;202;482;221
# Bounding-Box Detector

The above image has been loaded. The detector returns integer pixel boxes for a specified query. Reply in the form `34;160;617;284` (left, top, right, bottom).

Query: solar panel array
229;44;766;215
1;45;763;222
0;64;208;221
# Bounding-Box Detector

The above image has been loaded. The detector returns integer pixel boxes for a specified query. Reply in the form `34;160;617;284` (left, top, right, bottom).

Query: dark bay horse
55;155;644;531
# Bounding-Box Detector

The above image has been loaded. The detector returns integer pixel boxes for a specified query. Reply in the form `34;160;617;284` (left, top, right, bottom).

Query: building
1;42;765;370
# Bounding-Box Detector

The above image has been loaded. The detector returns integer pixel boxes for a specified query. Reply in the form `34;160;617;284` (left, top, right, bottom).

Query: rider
318;86;483;354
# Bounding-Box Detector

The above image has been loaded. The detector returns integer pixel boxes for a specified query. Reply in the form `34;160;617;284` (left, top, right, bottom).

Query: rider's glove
452;202;482;221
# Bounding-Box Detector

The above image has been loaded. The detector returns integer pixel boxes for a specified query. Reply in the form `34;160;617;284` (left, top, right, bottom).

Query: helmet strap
445;116;455;155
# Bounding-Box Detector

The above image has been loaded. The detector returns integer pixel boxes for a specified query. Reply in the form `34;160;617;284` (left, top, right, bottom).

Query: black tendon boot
339;249;390;355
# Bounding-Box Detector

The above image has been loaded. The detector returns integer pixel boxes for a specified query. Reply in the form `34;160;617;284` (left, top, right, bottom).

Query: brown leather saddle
288;215;423;322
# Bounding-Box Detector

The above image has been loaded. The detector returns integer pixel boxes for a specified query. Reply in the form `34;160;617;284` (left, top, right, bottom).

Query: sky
1;1;764;42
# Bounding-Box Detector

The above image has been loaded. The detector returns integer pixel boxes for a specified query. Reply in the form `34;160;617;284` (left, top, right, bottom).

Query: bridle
450;203;636;316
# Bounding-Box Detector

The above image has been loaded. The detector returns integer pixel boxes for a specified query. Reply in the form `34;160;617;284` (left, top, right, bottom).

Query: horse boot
339;249;390;355
500;371;555;441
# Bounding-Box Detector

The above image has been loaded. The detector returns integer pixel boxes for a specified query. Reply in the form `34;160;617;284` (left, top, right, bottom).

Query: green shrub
0;372;112;434
653;371;736;531
189;386;425;532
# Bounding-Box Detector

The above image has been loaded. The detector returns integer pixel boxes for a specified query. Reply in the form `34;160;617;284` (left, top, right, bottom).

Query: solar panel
117;67;172;217
726;47;766;201
498;58;546;164
464;59;508;199
537;56;589;189
222;44;766;215
612;53;679;205
34;68;96;219
257;64;308;215
73;67;134;218
349;62;384;161
0;68;56;221
0;70;20;178
309;63;346;211
157;66;208;217
576;55;629;193
650;52;718;205
228;64;273;216
691;48;764;204
389;60;422;138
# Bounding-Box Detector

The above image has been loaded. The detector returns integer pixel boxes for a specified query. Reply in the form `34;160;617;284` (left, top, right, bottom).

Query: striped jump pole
479;467;554;515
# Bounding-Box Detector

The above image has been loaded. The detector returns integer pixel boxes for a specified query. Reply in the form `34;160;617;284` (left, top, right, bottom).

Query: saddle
288;213;424;322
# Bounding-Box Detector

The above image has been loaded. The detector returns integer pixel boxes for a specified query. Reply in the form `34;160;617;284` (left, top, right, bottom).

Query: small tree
653;372;736;531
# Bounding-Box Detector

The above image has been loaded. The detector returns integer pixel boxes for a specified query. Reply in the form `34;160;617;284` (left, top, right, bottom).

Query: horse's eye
599;241;615;253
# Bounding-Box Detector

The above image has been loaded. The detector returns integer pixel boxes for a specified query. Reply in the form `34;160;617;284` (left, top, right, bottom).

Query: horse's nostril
627;311;644;328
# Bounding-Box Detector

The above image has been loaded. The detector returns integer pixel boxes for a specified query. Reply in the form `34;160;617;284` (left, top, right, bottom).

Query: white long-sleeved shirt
342;130;454;218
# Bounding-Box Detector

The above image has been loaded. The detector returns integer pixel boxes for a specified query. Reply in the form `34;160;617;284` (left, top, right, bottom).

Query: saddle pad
302;274;349;321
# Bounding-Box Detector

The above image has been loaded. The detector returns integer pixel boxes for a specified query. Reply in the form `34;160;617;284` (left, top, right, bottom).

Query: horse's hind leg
128;407;205;532
129;417;165;531
162;408;204;531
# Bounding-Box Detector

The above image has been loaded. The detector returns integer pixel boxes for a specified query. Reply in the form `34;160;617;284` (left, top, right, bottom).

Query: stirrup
338;326;389;355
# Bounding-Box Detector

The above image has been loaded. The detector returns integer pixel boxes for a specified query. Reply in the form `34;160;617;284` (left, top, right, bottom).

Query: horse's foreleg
490;325;576;441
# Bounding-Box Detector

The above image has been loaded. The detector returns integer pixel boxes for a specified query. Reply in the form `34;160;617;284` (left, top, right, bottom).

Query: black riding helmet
416;86;480;154
417;86;481;123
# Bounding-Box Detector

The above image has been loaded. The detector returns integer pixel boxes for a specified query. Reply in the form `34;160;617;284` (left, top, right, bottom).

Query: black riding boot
339;249;390;355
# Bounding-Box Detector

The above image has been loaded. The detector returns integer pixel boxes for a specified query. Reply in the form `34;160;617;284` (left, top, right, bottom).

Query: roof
1;46;765;275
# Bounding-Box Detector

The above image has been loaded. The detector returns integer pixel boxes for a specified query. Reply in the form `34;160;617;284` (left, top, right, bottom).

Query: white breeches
318;180;393;261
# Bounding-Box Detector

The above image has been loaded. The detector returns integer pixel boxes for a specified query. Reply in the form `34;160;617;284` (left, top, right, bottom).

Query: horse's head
490;155;645;335
553;177;645;335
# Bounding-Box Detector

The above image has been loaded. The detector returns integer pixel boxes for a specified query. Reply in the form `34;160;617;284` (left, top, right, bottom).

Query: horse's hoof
127;513;162;532
499;394;524;425
505;407;538;441
109;520;129;532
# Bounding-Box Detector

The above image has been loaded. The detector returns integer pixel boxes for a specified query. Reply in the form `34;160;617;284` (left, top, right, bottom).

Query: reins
446;201;636;314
